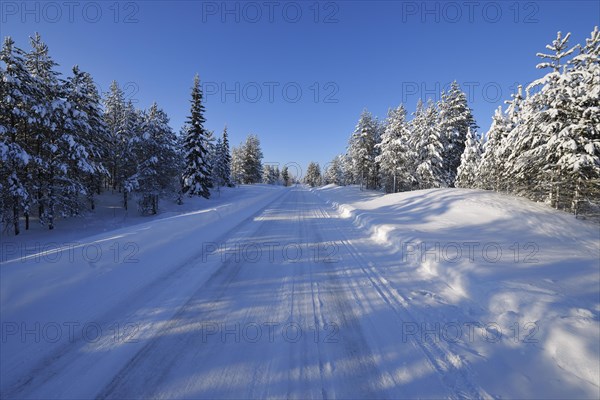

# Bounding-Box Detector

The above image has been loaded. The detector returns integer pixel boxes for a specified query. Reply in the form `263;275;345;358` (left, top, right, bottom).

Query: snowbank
315;185;600;396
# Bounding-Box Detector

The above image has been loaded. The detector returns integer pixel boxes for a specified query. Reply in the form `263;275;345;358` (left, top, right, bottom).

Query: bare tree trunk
13;202;19;236
573;177;580;217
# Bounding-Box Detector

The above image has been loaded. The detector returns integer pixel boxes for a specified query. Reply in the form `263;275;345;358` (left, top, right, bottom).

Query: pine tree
220;126;232;187
103;81;125;190
134;102;178;214
412;99;446;189
241;134;263;184
489;85;525;192
174;128;187;204
281;165;290;186
455;128;483;188
209;126;233;190
478;28;599;216
324;154;345;186
438;81;478;185
544;27;600;212
478;106;512;190
25;33;79;229
347;110;380;190
0;37;34;234
304;162;322;187
121;101;143;209
504;31;578;203
230;144;244;185
205;129;216;188
182;74;211;198
212;137;225;188
341;153;354;185
63;65;109;211
273;165;281;185
375;104;414;192
262;165;274;184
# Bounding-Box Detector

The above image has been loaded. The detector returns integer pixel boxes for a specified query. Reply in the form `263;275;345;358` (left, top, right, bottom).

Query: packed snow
1;184;598;399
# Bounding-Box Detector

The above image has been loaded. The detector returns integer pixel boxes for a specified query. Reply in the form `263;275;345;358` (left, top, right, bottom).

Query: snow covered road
1;185;599;399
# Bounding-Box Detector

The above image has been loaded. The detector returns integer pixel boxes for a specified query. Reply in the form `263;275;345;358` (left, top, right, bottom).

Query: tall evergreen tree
220;126;232;187
376;104;414;192
412;99;446;188
120;100;143;210
181;74;211;198
543;28;600;211
562;27;600;212
0;37;33;234
25;33;80;229
304;162;322;187
503;31;578;202
103;81;124;189
205;129;216;188
281;165;290;186
324;155;345;186
133;102;178;214
211;126;233;189
241;134;263;184
455;128;483;188
63;65;109;210
438;81;478;185
230;144;244;185
478;106;512;190
347;110;380;190
262;165;275;184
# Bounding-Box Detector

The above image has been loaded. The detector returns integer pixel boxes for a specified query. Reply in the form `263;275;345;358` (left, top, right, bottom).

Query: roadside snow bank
315;185;600;394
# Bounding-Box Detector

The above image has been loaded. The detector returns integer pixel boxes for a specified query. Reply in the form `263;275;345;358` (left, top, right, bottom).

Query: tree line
0;33;270;235
315;28;599;218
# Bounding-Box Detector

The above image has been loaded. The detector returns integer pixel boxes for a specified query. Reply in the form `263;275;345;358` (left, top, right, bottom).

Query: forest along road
2;187;489;399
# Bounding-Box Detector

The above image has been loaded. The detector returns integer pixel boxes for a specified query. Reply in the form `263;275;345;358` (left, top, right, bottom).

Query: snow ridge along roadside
314;185;600;399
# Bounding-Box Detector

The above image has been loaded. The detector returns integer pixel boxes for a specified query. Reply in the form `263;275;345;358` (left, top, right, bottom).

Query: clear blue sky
2;1;598;175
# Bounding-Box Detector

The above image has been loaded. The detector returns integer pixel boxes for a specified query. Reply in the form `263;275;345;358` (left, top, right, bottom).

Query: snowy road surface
1;185;599;399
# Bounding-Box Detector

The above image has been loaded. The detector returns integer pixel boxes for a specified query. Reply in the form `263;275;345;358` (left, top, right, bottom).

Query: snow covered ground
1;184;598;399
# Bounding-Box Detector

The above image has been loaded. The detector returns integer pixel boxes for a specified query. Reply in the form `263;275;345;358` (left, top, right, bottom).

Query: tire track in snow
312;192;492;400
301;190;386;400
0;189;290;400
94;190;294;399
283;190;335;399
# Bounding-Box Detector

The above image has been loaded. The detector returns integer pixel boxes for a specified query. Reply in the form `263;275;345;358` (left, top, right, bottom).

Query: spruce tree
375;104;414;192
438;81;478;185
220;126;233;187
134;102;178;214
412;99;446;188
304;162;322;187
0;37;34;234
181;74;211;198
478;106;512;190
230;144;244;185
455;128;483;188
281;166;290;186
347;110;380;190
504;31;577;202
25;33;78;229
103;81;139;208
64;65;109;210
241;134;263;184
324;155;345;186
545;28;600;212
